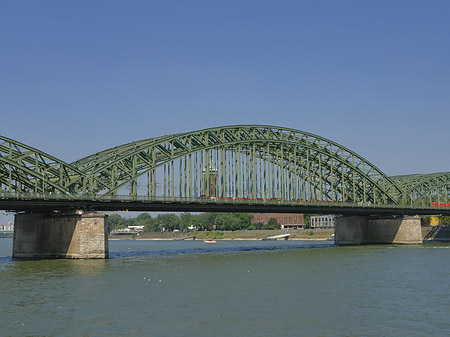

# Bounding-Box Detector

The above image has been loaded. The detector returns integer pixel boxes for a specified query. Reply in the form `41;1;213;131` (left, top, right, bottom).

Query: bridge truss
391;172;450;207
0;136;84;196
1;126;449;212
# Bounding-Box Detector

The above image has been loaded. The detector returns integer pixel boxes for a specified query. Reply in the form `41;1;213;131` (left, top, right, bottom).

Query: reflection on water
0;238;449;337
109;241;334;258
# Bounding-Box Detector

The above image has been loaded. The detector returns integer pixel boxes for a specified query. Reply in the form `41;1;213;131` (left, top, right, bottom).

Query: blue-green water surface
0;239;448;336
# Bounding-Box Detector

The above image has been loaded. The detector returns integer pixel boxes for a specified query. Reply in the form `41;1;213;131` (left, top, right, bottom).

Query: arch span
391;172;450;206
68;125;405;204
0;136;85;196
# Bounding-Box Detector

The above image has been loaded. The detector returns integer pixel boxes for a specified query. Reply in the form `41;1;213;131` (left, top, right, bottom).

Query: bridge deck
2;193;450;215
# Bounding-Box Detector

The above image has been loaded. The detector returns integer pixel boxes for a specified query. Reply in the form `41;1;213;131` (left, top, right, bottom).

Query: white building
310;215;336;229
0;223;14;231
126;225;144;232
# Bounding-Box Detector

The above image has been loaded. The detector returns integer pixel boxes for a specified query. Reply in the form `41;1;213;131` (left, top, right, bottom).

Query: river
0;238;448;336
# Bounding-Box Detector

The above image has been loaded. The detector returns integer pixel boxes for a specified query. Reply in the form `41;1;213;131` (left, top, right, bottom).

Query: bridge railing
2;190;449;212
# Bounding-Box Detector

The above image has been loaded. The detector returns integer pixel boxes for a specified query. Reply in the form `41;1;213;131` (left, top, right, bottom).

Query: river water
0;238;448;336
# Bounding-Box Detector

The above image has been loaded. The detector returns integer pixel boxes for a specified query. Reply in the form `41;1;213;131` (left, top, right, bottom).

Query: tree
108;214;126;231
237;213;253;229
215;213;238;230
303;214;320;229
141;216;159;232
440;216;450;226
136;213;152;222
180;212;196;231
202;213;218;231
265;217;280;230
156;213;180;231
192;213;207;230
421;216;431;226
247;222;264;230
106;211;280;232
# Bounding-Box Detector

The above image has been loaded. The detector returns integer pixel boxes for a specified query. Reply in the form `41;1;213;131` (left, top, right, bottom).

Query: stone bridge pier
334;215;422;245
13;212;109;259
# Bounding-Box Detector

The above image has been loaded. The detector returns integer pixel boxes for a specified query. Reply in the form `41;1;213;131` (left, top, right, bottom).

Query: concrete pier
13;212;109;259
335;215;422;245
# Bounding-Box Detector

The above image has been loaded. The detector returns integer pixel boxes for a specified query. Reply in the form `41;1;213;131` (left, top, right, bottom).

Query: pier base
335;215;422;245
13;212;109;259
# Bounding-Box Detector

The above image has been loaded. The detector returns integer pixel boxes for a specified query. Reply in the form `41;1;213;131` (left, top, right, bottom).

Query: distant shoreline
109;229;335;241
109;238;332;241
0;232;13;239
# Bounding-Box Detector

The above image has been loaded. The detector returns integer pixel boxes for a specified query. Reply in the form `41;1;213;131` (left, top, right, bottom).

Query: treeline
108;212;282;232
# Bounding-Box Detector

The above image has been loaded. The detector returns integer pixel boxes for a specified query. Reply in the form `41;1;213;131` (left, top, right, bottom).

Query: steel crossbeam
1;126;449;212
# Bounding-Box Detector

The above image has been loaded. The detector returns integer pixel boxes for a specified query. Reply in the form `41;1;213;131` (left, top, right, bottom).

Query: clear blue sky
1;0;449;177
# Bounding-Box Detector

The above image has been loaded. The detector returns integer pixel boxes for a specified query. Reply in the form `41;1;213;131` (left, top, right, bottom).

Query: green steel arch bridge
1;125;449;215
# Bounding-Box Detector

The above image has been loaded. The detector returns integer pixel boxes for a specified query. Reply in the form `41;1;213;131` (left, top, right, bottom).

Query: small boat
262;237;277;241
204;239;217;244
262;234;290;241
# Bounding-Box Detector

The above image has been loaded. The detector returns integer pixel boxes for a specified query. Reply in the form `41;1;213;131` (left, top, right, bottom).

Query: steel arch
391;172;450;206
69;125;405;204
0;136;86;196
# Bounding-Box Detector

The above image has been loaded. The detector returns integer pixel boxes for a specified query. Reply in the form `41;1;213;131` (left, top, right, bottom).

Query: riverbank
110;229;335;241
110;226;450;242
0;231;13;239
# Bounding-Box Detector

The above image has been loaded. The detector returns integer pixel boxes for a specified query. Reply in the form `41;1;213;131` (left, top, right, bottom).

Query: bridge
1;125;449;258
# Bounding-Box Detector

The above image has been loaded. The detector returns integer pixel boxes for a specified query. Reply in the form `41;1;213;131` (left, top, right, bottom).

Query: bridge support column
334;215;422;245
13;212;109;259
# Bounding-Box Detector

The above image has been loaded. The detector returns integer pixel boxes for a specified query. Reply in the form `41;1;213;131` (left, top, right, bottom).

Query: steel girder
67;125;405;204
9;126;446;206
0;136;85;196
391;172;450;206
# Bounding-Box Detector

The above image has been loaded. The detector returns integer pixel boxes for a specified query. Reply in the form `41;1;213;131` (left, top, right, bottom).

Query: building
252;213;304;229
310;215;336;229
113;225;144;233
126;225;144;232
202;165;218;197
0;222;14;231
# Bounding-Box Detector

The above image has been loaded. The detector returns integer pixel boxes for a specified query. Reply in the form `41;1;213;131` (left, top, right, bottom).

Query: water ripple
109;243;334;258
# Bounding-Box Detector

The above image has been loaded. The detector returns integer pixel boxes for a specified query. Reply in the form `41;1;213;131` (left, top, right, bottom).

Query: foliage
155;213;179;231
421;216;431;226
421;215;450;226
246;219;280;230
303;214;321;229
247;222;264;230
441;216;450;226
107;212;257;232
265;217;280;230
107;214;127;231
